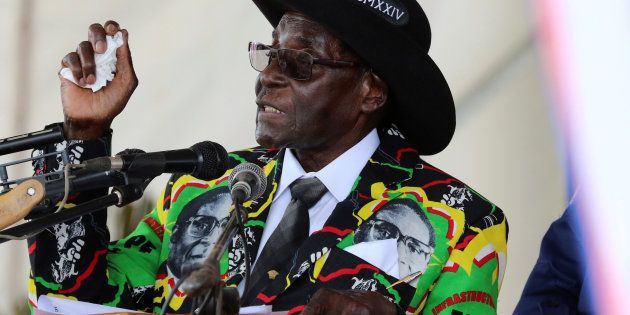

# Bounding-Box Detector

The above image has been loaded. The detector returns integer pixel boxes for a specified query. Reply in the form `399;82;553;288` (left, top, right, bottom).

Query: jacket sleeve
421;207;508;315
27;129;163;312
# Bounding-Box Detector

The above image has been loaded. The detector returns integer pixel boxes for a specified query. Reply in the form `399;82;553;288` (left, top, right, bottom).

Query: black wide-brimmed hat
253;0;455;155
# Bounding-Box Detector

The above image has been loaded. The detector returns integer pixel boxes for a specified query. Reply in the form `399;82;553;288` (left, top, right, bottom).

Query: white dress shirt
238;129;379;293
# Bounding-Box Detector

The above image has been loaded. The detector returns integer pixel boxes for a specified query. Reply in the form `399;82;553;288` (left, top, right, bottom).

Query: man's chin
255;133;286;150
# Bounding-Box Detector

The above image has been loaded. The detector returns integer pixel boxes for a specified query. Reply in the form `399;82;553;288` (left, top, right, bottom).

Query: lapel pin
268;270;279;280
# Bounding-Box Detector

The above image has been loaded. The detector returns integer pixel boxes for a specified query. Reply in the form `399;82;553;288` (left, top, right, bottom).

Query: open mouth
262;105;283;114
257;100;285;115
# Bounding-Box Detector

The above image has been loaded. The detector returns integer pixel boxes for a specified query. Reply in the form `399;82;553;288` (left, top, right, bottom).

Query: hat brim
252;0;455;155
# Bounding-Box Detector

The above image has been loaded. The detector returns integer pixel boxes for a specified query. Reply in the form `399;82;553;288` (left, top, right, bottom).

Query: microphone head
190;141;229;181
228;163;267;202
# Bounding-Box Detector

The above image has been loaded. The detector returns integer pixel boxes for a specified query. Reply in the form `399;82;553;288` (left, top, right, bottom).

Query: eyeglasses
248;41;362;80
364;219;434;259
185;215;219;238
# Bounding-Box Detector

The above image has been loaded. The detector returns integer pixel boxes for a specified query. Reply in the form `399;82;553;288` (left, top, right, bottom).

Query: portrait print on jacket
354;198;436;285
167;188;231;279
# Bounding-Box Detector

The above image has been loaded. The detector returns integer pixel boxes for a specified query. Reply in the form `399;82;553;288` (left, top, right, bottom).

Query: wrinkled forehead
277;11;321;30
196;194;231;217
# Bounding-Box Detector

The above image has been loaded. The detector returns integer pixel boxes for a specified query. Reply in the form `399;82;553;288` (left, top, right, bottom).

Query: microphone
0;123;65;156
43;170;127;198
20;170;130;220
83;141;228;181
228;163;267;204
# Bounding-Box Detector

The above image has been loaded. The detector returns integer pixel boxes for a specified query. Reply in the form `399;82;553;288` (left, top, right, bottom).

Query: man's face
254;12;366;151
360;205;434;278
175;195;230;269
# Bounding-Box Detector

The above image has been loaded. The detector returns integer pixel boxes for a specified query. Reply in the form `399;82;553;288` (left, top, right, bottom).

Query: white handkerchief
36;295;143;314
59;31;124;92
344;238;399;278
240;305;288;314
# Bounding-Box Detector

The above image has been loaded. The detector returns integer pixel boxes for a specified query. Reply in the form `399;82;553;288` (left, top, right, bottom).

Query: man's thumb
115;29;135;76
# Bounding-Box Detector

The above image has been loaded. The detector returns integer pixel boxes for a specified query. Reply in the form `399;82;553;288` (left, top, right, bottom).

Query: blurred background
0;0;571;314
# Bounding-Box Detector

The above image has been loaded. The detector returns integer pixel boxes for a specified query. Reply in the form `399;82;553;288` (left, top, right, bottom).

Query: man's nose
258;57;288;89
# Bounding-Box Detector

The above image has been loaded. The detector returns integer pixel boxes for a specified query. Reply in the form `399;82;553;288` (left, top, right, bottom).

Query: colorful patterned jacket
28;125;508;314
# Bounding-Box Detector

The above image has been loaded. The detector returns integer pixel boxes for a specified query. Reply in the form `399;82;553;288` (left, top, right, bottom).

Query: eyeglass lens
248;42;314;80
368;219;433;255
186;215;219;238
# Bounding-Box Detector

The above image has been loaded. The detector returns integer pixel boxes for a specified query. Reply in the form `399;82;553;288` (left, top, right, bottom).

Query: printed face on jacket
354;198;436;280
168;188;231;278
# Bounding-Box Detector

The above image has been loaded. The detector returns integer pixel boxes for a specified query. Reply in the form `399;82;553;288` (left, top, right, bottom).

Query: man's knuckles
306;288;376;315
302;303;325;315
340;301;371;315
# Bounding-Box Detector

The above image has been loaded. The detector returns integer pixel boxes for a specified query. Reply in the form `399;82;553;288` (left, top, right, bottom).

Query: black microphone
228;163;267;204
0;123;65;155
83;141;229;181
42;170;128;198
23;170;129;220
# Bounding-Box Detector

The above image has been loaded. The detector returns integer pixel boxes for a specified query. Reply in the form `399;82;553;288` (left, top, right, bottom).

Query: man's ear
360;70;389;114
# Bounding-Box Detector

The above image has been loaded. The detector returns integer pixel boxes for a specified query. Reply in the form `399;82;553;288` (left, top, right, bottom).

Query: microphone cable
54;163;84;213
238;206;252;305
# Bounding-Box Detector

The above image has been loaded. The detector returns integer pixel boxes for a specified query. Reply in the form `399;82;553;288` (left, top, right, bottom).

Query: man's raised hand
59;20;138;140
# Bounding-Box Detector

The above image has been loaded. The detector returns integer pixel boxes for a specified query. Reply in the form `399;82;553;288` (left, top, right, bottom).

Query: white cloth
36;295;142;314
343;239;400;278
36;295;284;315
238;129;380;294
59;31;123;92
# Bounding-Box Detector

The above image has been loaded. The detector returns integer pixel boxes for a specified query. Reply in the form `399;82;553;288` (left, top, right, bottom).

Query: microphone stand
0;174;152;244
170;202;249;315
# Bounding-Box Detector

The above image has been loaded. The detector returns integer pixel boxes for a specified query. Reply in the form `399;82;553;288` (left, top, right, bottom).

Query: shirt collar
276;129;380;202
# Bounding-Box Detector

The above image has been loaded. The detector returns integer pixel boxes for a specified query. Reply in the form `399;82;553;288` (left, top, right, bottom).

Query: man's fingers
304;289;370;315
113;29;138;87
104;20;120;36
76;41;96;85
61;52;83;84
303;287;338;314
301;304;324;315
305;288;395;315
341;304;370;315
88;23;107;54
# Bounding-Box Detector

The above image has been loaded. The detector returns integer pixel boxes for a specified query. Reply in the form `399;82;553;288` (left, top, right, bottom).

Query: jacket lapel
224;148;284;287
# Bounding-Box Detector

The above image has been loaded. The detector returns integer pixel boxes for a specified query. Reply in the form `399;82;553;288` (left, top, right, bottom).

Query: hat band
355;0;409;25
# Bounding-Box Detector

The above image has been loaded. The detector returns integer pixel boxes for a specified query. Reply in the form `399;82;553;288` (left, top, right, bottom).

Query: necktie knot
289;177;328;207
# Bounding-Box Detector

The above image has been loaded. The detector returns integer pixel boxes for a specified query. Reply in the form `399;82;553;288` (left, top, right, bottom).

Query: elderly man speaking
28;0;508;314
